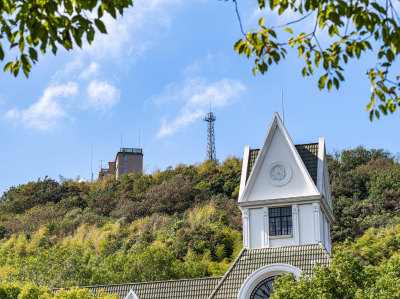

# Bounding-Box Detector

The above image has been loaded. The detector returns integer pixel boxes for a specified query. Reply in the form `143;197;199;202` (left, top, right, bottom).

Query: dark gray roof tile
78;276;221;299
246;143;319;185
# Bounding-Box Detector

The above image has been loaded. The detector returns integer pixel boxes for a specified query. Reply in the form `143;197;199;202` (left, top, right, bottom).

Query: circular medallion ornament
250;276;278;299
268;162;292;186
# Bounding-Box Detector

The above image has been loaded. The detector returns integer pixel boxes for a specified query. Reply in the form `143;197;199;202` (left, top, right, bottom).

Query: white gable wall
245;128;319;202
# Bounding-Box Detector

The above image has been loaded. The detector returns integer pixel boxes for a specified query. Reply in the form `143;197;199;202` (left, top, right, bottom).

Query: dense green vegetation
0;282;117;298
0;158;243;288
0;147;399;295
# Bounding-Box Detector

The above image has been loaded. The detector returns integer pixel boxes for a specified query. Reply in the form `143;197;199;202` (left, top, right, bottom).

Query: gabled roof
208;244;331;299
246;143;319;185
79;276;222;299
239;113;320;203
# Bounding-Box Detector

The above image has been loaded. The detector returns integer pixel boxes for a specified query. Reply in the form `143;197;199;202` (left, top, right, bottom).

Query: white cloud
86;80;121;112
50;0;182;90
82;0;181;62
0;98;5;105
79;62;100;79
5;82;78;131
156;78;246;138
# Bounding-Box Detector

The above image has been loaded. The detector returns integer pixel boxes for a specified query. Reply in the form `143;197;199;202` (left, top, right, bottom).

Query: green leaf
327;79;332;91
333;77;339;89
318;75;327;90
4;62;13;72
259;18;264;26
302;66;307;76
284;28;293;34
28;47;38;61
234;40;243;51
94;19;107;34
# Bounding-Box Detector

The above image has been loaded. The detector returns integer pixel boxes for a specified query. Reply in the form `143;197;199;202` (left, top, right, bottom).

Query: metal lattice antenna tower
203;109;216;161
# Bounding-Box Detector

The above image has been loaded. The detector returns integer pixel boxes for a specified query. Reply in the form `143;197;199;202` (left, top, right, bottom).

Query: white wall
246;203;332;249
299;204;315;245
249;208;264;249
270;236;294;247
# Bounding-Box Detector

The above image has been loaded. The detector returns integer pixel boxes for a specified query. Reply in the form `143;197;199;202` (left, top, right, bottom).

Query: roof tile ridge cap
77;276;223;289
207;248;247;299
317;242;332;259
294;142;319;146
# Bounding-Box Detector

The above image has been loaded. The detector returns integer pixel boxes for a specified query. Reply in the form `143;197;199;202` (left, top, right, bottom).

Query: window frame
269;207;293;236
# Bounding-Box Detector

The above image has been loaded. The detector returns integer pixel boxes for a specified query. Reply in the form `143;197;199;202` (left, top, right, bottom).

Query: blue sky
0;0;399;194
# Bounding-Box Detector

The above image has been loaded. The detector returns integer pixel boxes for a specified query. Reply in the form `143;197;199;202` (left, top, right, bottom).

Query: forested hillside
0;147;399;294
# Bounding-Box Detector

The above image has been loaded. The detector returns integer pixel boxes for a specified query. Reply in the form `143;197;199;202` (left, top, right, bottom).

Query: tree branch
233;0;246;37
271;11;314;29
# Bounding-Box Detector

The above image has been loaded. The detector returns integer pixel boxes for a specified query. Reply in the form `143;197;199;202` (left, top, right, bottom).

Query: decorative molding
263;207;269;247
238;146;250;200
237;263;303;299
317;137;325;194
242;208;250;249
292;204;299;245
237;195;335;223
267;161;292;186
327;222;332;256
312;202;321;242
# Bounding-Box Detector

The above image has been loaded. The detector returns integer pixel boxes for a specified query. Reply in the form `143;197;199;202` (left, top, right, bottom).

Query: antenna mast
281;78;284;124
203;107;216;161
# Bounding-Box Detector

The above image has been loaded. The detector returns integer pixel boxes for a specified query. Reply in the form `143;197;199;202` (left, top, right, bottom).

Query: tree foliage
0;0;132;77
232;0;400;119
272;223;400;298
328;146;400;241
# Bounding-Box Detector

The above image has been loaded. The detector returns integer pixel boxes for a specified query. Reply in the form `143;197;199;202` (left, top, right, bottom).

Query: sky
0;0;399;194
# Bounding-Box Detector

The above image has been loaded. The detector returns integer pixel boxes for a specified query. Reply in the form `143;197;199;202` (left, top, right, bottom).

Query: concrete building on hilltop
98;147;143;180
81;113;333;298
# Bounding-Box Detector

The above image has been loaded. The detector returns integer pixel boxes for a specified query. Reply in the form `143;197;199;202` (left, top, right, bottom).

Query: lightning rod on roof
281;78;284;124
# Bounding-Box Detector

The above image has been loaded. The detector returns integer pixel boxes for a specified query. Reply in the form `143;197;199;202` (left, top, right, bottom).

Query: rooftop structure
98;147;143;180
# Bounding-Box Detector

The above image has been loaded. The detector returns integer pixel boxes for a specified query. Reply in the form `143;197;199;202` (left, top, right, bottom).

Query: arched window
237;263;302;299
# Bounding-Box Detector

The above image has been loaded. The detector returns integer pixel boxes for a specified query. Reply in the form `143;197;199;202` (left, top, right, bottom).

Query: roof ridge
76;275;223;289
207;248;246;299
295;142;318;146
247;243;322;250
317;242;332;259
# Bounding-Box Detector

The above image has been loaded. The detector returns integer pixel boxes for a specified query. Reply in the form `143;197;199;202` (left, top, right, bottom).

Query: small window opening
269;207;292;236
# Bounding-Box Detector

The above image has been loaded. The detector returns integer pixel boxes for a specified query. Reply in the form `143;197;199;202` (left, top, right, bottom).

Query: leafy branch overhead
0;0;132;77
232;0;400;120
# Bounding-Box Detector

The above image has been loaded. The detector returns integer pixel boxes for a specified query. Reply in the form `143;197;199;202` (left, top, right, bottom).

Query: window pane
269;207;292;236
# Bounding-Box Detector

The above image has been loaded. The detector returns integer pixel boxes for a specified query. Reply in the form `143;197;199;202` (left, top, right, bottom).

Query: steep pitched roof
239;113;320;203
208;244;330;299
79;276;222;299
245;143;319;185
